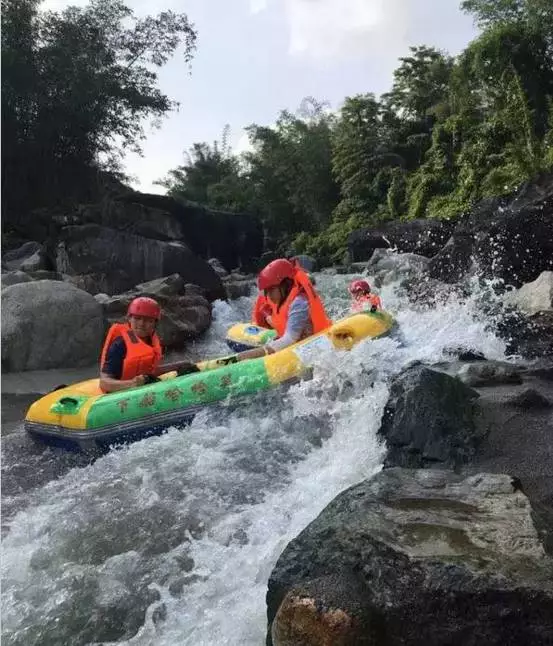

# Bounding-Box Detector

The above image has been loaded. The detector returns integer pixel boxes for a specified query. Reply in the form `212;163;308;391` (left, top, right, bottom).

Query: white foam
1;269;508;646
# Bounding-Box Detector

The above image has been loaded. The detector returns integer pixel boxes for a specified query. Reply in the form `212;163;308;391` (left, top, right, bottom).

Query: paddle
152;353;241;381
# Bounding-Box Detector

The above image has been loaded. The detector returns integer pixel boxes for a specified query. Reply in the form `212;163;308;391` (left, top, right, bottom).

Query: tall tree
2;0;197;221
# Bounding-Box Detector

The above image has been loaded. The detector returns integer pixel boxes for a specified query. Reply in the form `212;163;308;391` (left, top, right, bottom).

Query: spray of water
1;268;508;646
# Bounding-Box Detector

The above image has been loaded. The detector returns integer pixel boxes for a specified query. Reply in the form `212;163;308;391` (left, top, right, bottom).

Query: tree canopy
3;0;552;266
2;0;196;221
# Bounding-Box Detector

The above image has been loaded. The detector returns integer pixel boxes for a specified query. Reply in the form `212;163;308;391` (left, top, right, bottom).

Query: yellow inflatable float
25;310;395;451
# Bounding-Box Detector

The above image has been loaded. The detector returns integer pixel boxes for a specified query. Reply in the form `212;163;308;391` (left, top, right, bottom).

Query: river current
1;271;508;646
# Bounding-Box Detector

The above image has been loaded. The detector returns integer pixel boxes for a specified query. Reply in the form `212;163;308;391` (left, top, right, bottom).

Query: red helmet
258;259;297;290
349;279;371;295
127;296;161;320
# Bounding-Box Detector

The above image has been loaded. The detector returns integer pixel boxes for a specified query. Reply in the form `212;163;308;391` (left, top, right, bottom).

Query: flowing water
1;271;509;646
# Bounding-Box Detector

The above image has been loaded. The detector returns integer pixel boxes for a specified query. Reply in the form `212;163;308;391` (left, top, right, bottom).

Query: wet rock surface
268;468;553;646
378;365;482;469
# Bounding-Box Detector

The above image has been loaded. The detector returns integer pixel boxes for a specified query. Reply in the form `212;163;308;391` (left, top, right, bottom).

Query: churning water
1;270;508;646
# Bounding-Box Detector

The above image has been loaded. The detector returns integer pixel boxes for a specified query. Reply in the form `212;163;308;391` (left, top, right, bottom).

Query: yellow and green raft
25;310;395;451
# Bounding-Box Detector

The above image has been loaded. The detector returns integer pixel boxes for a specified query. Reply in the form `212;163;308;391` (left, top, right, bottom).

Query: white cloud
249;0;269;14
283;0;409;60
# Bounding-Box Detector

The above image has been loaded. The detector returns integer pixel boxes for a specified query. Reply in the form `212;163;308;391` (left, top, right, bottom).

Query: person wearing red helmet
239;259;331;361
348;279;382;313
99;296;164;392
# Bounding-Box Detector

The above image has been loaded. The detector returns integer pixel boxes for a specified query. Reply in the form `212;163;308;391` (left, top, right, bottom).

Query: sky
43;0;478;194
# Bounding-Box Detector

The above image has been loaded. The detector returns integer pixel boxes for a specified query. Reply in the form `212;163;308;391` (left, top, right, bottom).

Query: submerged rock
268;468;553;646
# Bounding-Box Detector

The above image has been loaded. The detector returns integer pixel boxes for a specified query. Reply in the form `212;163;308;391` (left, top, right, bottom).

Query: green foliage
2;0;196;221
7;0;552;268
161;0;552;263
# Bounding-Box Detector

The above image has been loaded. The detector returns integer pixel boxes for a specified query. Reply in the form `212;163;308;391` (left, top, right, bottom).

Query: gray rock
20;250;48;272
368;250;430;287
2;240;43;271
223;273;255;300
208;258;228;277
55;224;225;301
506;388;552;409
505;271;553;315
3;241;46;272
268;468;553;646
1;280;105;371
26;270;64;281
77;200;185;241
379;365;482;469
1;271;33;288
348;218;454;262
457;361;523;387
429;173;553;286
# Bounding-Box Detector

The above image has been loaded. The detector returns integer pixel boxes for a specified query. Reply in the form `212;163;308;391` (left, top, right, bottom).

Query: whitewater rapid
1;271;508;646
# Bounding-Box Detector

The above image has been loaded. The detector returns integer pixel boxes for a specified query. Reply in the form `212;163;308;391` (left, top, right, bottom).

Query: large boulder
267;468;553;646
55;224;225;301
348;219;454;262
96;274;212;349
378;365;482;469
429;173;553;286
1;280;105;372
504;271;553;315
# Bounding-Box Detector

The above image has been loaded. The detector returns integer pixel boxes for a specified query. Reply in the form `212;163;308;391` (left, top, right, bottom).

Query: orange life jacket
269;269;332;338
351;293;382;313
100;323;162;381
252;294;272;328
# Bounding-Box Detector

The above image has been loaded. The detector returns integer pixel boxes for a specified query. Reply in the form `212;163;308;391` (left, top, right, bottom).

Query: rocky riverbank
267;359;553;645
266;175;553;645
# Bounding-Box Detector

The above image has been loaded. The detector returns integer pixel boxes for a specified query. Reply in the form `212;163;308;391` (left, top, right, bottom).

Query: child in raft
348;279;382;313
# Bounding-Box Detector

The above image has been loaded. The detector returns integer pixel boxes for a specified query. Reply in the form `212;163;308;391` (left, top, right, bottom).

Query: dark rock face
348;219;454;262
429;173;553;286
55;224;225;301
117;192;264;272
2;280;105;372
268;468;553;646
378;366;482;469
495;309;553;359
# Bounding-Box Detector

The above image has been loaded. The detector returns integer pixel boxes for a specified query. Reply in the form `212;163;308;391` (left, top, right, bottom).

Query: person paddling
348;280;382;313
238;259;331;361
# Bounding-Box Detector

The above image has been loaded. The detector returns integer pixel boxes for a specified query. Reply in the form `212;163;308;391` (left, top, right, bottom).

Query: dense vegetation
2;0;552;264
2;0;196;221
160;0;553;264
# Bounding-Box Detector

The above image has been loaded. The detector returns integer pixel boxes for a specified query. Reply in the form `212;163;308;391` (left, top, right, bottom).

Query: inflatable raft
225;323;277;352
25;310;395;451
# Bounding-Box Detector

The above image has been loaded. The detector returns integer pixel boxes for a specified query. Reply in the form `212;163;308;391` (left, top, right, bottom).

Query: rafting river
1;271;508;646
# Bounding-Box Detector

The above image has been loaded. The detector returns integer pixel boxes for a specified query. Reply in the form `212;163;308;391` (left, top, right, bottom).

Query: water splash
1;270;507;646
